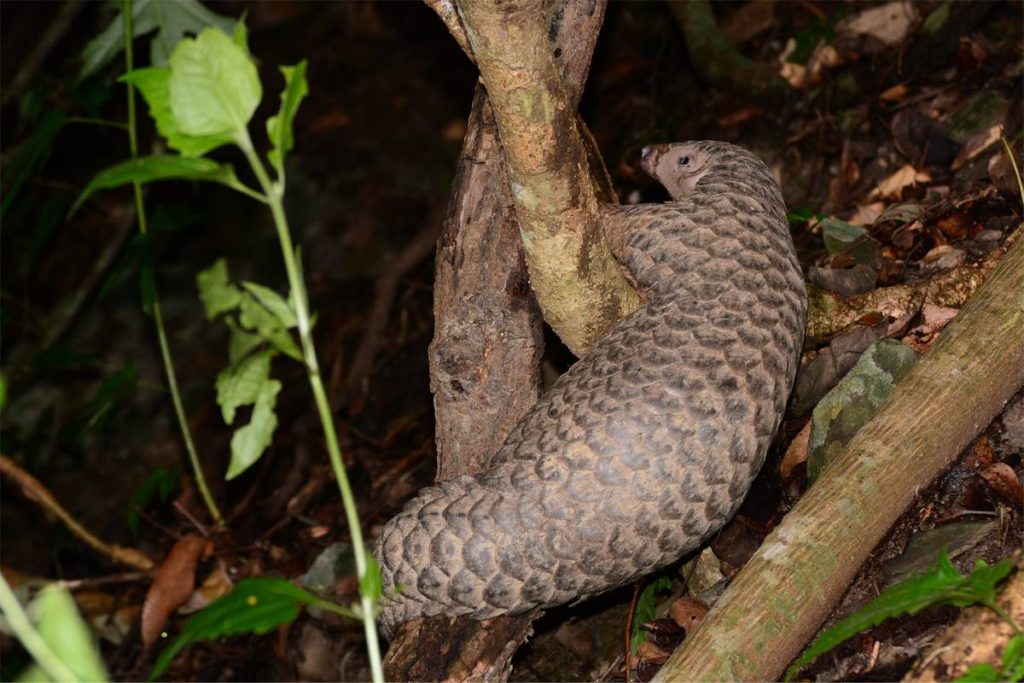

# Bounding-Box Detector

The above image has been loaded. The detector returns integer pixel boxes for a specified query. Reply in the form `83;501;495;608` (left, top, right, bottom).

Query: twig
0;454;154;571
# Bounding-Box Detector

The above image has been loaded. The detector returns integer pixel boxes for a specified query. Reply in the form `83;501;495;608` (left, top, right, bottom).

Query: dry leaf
140;534;209;649
669;596;710;631
952;124;1003;171
849;202;885;226
879;83;909;103
979;463;1023;510
722;0;777;45
779;422;811;488
869;164;932;200
838;1;918;51
637;641;672;664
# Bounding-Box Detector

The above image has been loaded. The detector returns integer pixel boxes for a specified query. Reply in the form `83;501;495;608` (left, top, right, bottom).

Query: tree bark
456;0;641;357
655;227;1024;682
382;2;608;679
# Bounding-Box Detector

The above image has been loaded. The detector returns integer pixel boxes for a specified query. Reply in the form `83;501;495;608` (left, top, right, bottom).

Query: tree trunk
382;2;608;679
655;227;1024;682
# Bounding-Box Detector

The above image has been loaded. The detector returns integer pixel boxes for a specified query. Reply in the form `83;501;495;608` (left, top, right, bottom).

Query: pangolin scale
374;141;807;635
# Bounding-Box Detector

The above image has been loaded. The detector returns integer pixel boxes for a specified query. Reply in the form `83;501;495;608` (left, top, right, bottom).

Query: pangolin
373;141;807;635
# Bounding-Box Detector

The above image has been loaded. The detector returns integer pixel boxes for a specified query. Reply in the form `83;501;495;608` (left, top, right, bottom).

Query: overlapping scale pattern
374;142;807;635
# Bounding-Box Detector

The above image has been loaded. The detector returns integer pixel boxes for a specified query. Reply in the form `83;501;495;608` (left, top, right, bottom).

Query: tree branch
655;227;1024;681
455;0;640;356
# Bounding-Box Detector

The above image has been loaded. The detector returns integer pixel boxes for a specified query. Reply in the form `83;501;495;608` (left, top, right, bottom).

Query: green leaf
1002;633;1024;682
126;467;178;538
785;551;1014;680
226;318;264;365
196;259;243;320
956;663;1001;682
237;292;305;361
0;372;7;412
266;61;308;174
820;217;879;265
240;282;297;329
31;585;109;682
81;364;137;434
150;578;324;680
632;576;673;649
1;109;65;219
215;348;274;425
79;0;236;80
226;378;280;480
167;27;261;138
360;553;383;604
71;155;245;216
121;67;235;158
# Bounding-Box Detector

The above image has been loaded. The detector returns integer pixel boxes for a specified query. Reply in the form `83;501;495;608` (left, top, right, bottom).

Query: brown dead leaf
837;1;919;52
879;83;909;103
952;124;1003;171
935;212;973;239
849;202;885;226
140;534;209;649
779;422;811;489
718;104;763;128
637;641;672;664
979;463;1024;510
989;151;1019;197
922;244;957;264
965;435;995;470
722;0;776;45
670;596;710;632
869;165;932;200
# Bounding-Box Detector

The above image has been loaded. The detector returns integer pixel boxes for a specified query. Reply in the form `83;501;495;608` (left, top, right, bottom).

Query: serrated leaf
226;378;280;480
266;61;308;175
196;259;243;320
79;0;236;80
72;155;245;216
31;585;110;682
226;317;264;365
168;28;260;138
150;578;323;680
241;282;297;329
360;553;383;604
121;67;235;158
215;349;274;425
785;551;1014;680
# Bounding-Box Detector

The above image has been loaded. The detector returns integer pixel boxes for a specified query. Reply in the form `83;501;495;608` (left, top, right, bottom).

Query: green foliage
150;578;350;680
198;259;302;479
125;467;179;538
1;110;65;219
0;580;110;683
631;576;673;650
820;217;879;264
956;634;1024;682
786;551;1015;680
226;377;281;480
266;61;309;177
80;364;138;436
26;586;110;683
360;552;384;605
79;0;236;80
122;66;236;157
166;27;261;138
70;156;247;216
0;372;7;412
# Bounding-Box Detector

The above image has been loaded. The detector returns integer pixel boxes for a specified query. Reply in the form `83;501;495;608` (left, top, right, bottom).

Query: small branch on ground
0;454;155;571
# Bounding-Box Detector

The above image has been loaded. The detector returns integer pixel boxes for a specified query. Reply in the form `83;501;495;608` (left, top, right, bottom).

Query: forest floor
1;1;1021;681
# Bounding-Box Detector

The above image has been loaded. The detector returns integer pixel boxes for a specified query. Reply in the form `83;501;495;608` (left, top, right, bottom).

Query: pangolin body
374;141;807;635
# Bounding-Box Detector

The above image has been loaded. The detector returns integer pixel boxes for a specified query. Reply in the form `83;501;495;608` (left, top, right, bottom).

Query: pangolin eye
679;155;691;166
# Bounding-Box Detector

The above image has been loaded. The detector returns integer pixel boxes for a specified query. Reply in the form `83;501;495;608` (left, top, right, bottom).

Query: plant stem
123;0;224;527
0;577;80;683
238;136;383;683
